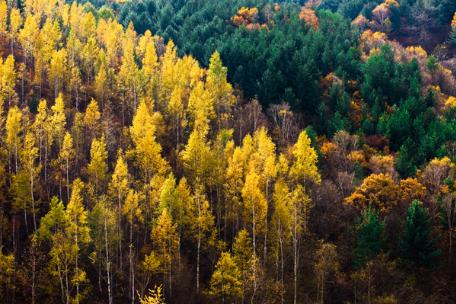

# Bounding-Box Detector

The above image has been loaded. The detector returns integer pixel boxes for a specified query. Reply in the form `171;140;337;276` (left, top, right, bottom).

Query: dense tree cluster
0;0;456;304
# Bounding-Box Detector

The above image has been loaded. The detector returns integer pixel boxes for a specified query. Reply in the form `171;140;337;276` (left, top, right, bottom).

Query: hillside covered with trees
0;0;456;303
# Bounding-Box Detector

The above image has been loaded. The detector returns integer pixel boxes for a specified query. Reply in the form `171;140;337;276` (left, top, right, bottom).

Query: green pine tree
354;208;385;268
399;200;441;270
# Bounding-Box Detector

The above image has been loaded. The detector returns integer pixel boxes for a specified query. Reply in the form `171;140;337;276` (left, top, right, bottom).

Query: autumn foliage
299;8;319;29
0;0;455;303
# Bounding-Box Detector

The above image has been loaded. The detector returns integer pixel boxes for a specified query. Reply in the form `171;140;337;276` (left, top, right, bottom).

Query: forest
0;0;456;303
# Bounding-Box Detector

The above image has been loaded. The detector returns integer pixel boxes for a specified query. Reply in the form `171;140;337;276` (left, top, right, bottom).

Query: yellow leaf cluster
232;7;259;27
320;142;337;157
405;46;427;61
299;8;319;29
344;173;399;213
445;96;456;109
348;150;366;165
399;178;426;203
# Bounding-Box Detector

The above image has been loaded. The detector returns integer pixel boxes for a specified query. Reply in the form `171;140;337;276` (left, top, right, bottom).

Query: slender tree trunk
175;116;180;150
168;240;172;297
30;166;36;231
11;220;16;304
197;235;201;293
264;181;269;263
251;261;257;304
252;203;256;255
44;143;48;184
293;207;298;304
75;222;80;304
24;198;29;234
66;158;70;203
129;219;134;304
14;138;18;173
279;226;284;304
21;66;24;103
38;133;43;166
217;185;221;238
196;194;201;293
76;87;79;112
105;215;112;304
57;262;65;304
98;254;102;293
121;95;125;127
118;191;123;271
31;244;36;304
65;260;70;304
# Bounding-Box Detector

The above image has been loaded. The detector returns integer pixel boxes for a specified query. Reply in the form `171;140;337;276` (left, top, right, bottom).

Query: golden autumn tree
206;51;235;130
167;86;185;148
37;196;74;303
181;81;216;186
130;100;168;182
242;169;267;256
345;173;399;213
289;130;320;185
20;132;40;231
0;0;7;36
399;178;426;204
9;8;22;55
150;208;179;297
0;1;453;303
57;132;75;203
270;179;291;300
184;184;215;293
224;146;245;235
49;49;68;98
83;98;101;142
289;185;312;304
94;58;108;106
188;81;215;131
140;285;165;304
208;252;243;303
299;8;319;29
6;105;22;174
49;93;66;148
32;99;49;178
117;22;139;123
66;178;91;303
38;187;90;304
287;130;320;304
109;151;130;271
141;33;158;100
122;189;144;304
158;40;177;106
87;136;108;195
19;14;40;64
249;128;277;261
89;197;117;304
232;228;259;302
231;7;259;27
0;55;17;106
180;123;214;187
